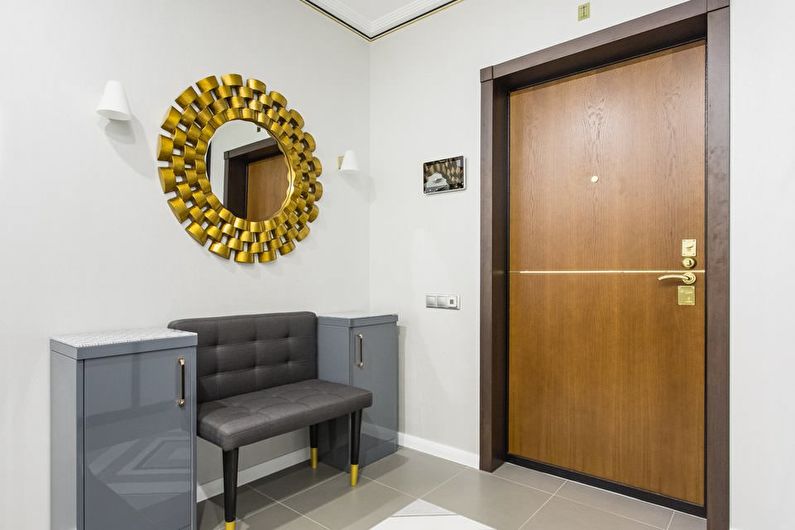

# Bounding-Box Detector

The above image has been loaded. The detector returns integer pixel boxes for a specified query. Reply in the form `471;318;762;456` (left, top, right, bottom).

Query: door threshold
505;454;705;517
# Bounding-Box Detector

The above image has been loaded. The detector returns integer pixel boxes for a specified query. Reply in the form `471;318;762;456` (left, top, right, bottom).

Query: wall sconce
96;80;131;121
337;150;359;175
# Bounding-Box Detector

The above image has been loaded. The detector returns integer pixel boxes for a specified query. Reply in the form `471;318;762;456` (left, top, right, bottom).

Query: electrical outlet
578;2;591;21
426;294;460;310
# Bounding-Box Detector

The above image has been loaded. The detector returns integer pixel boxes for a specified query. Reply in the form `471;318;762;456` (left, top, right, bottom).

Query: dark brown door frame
479;1;729;528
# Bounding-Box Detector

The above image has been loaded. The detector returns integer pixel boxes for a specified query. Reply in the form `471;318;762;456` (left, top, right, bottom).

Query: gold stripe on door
509;270;705;275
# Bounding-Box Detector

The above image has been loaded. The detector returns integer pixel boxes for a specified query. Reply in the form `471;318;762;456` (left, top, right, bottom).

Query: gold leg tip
350;464;359;486
310;448;318;469
225;521;236;530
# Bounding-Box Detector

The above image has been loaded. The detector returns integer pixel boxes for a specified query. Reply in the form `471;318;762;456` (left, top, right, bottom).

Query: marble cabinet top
51;327;197;360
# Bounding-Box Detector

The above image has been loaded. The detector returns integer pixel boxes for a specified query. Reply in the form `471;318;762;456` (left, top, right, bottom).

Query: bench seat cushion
198;379;373;451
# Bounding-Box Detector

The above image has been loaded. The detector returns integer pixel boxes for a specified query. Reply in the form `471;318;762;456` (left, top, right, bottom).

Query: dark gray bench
169;312;372;530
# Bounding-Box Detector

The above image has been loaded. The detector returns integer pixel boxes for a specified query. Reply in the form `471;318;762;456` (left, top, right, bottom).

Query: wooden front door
246;155;290;220
508;42;706;505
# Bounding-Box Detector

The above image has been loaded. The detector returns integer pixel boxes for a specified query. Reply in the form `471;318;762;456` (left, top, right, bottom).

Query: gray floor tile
363;447;465;497
522;497;659;530
423;468;551;529
197;497;226;530
244;503;327;529
556;481;673;528
249;462;341;501
281;474;415;530
669;512;707;530
197;452;699;530
493;463;566;494
199;486;275;529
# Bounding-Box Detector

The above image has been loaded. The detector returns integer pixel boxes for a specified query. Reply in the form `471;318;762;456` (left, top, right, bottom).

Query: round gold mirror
157;74;323;263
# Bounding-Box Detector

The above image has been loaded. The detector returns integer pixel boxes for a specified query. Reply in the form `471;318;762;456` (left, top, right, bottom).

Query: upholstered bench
169;312;372;530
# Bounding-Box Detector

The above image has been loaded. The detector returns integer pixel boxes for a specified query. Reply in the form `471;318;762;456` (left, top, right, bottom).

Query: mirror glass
206;120;291;221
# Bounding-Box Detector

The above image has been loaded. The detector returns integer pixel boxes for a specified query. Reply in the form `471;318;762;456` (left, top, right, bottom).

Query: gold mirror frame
156;74;323;263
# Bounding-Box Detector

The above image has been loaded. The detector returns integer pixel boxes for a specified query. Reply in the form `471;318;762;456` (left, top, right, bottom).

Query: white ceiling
302;0;458;40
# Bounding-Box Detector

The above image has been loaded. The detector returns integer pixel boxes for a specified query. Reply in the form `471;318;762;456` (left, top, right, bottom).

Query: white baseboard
398;432;479;469
197;447;310;502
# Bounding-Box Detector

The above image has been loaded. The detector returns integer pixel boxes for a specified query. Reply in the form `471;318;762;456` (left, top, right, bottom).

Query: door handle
177;357;186;408
355;333;364;369
657;272;696;285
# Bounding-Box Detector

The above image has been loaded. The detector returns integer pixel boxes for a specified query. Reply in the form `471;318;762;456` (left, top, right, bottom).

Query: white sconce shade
338;150;359;174
96;80;131;121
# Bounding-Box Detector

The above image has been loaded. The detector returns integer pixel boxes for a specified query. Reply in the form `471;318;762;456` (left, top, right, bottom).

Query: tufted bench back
168;312;317;404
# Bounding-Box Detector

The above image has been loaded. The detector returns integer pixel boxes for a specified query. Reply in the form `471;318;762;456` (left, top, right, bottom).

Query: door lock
681;239;697;257
681;257;696;269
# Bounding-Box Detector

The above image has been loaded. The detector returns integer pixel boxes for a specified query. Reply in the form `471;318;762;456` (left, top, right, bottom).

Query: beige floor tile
556;481;674;528
244;503;327;529
281;474;414;530
249;462;341;501
199;486;275;529
522;497;659;530
669;512;707;530
363;447;465;497
423;469;551;529
492;463;566;494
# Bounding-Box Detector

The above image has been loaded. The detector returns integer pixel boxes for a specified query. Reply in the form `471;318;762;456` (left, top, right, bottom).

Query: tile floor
197;448;707;530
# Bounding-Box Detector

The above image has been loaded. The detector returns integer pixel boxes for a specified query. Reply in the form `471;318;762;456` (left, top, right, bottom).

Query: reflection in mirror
206;120;291;220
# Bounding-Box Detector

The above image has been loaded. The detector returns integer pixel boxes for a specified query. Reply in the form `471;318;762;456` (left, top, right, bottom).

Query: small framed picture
423;156;465;195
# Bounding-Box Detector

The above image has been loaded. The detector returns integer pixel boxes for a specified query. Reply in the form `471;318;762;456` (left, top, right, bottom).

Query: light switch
427;294;460;310
578;2;591;21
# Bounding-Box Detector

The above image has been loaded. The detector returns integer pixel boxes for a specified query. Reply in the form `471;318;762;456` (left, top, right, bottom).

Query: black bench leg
222;448;239;530
350;409;362;486
309;424;319;469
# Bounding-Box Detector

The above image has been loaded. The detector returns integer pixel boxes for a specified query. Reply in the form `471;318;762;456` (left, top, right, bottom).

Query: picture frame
423;155;466;195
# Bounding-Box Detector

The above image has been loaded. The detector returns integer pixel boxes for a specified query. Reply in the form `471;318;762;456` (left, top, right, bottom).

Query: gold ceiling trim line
510;270;706;274
157;74;322;264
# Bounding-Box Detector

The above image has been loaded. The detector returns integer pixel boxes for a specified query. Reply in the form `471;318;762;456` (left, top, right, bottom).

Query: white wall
0;0;369;526
731;1;795;529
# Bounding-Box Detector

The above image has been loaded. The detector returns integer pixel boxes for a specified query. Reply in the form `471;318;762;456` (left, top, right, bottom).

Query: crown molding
370;0;454;37
305;0;371;35
302;0;461;41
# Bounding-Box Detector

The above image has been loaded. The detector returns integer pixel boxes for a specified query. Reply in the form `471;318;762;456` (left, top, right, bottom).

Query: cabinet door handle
177;357;186;408
356;333;364;369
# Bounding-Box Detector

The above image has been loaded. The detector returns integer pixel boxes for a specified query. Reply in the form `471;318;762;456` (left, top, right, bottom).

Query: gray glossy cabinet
51;329;198;530
317;314;398;470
